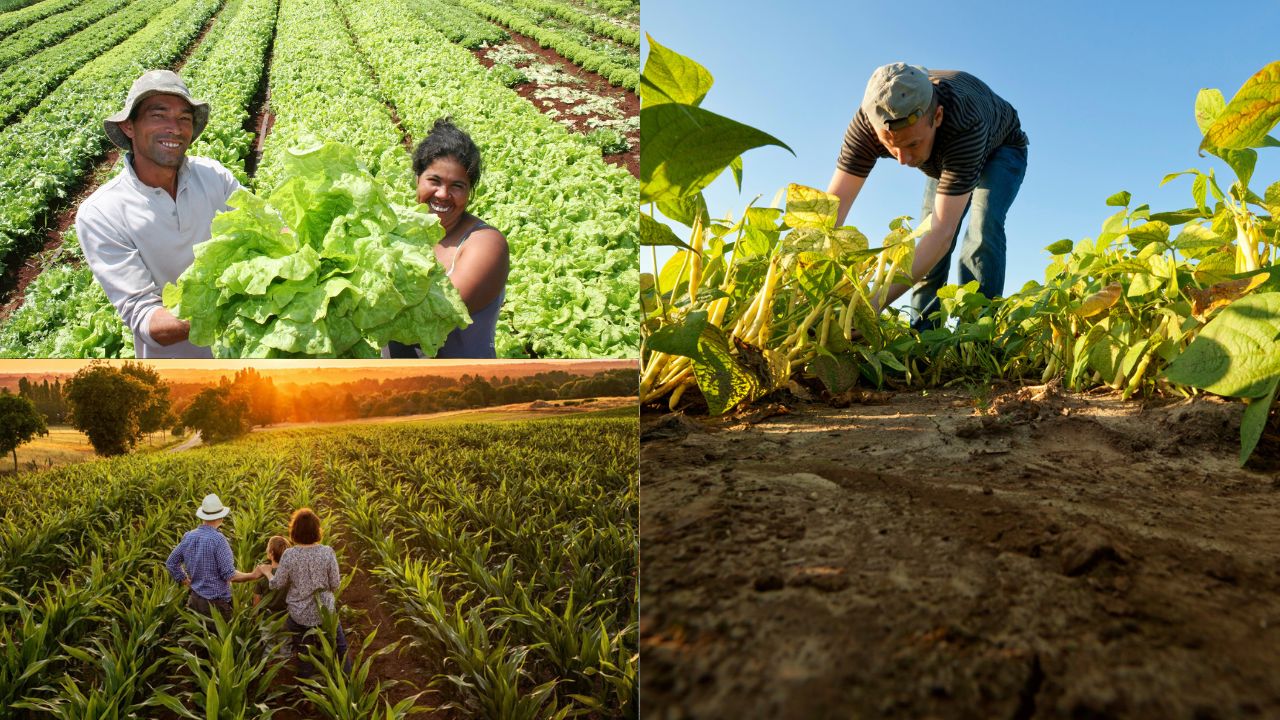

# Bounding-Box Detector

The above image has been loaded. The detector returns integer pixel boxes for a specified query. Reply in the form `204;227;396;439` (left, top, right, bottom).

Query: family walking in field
165;493;351;672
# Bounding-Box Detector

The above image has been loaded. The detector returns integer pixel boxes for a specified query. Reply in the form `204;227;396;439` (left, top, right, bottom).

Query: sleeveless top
385;219;504;359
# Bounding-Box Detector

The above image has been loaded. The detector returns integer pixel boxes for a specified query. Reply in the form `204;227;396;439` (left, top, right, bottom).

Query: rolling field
0;409;638;716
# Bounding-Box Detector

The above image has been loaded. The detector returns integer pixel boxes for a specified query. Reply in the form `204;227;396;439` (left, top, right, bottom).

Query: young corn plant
14;579;181;717
152;608;287;718
297;621;422;719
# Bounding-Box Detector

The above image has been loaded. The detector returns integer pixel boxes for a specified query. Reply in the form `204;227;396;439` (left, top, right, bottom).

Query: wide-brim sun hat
104;70;210;151
196;493;230;520
862;62;934;132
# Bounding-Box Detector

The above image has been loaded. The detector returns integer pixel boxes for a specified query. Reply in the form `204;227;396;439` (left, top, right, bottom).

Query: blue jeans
909;144;1027;330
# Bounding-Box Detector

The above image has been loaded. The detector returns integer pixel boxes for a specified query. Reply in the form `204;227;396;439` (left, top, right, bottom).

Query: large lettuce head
164;140;470;357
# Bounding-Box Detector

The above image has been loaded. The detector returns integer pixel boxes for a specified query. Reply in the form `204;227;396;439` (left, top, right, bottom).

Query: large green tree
182;386;251;444
64;363;153;456
121;362;173;440
0;391;48;473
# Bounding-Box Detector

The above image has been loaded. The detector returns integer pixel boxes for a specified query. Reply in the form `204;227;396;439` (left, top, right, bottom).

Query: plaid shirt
166;524;235;601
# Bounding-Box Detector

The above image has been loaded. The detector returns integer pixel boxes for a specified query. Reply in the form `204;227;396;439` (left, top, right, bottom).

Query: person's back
274;544;339;627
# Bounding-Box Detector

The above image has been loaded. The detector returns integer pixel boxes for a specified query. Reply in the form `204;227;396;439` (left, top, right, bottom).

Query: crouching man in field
77;70;241;359
165;494;262;619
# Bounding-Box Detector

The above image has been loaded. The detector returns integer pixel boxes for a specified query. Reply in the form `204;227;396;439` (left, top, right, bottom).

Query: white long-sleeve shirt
76;154;240;358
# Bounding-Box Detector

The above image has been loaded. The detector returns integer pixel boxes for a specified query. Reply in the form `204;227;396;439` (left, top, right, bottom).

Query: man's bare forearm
148;307;191;346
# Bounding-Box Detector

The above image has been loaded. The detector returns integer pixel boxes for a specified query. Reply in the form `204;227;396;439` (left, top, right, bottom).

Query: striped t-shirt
837;70;1028;196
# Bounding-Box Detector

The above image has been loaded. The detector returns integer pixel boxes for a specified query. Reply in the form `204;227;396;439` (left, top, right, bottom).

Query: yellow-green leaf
1201;61;1280;151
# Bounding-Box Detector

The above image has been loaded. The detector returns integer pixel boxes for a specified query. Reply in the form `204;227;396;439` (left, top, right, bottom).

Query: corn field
0;410;638;717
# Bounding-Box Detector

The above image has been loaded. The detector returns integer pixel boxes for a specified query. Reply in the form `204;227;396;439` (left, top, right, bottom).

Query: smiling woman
386;117;511;359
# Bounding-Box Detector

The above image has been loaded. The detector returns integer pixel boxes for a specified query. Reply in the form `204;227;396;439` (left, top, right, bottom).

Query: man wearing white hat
828;63;1028;330
76;69;242;359
165;493;261;618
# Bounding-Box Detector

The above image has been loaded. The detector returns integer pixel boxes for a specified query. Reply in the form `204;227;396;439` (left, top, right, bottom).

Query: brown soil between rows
641;387;1280;719
268;558;452;720
472;29;638;179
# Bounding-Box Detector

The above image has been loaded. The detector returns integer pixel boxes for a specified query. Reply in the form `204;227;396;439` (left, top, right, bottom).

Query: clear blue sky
641;1;1280;305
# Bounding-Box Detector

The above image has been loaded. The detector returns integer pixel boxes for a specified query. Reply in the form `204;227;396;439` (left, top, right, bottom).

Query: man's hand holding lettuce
163;141;470;358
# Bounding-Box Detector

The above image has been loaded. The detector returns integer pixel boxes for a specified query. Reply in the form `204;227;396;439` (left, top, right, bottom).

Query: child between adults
252;535;289;612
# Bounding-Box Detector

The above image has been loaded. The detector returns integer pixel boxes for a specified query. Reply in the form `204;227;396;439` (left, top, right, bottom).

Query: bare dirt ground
641;384;1280;719
472;29;639;178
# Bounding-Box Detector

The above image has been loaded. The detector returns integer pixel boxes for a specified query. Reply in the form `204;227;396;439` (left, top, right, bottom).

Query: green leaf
1194;88;1226;134
645;309;707;357
640;102;792;204
1148;207;1207;225
1240;377;1279;465
1105;190;1132;207
1201;61;1280;151
1210;147;1257;190
1125;221;1170;249
640;213;692;250
640;35;713;107
794;252;838;303
1128;271;1162;298
1045;239;1074;255
1165;291;1280;397
783;184;838;229
809;349;858;394
656;192;708;228
730;156;743;190
738;207;782;257
1263;180;1280;214
848;294;881;349
656;250;693;298
690;324;759;415
1186;173;1209;214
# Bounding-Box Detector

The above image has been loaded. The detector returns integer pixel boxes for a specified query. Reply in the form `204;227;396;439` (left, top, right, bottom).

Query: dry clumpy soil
641;386;1280;719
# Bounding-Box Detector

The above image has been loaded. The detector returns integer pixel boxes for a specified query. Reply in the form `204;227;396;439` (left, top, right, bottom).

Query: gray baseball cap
862;63;935;132
104;70;209;150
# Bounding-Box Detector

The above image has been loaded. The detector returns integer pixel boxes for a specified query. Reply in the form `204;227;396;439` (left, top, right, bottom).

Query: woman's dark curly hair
412;117;482;188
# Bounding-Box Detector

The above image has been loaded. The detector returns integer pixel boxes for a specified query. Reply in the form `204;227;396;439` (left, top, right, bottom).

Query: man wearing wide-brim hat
76;70;241;359
165;493;262;619
828;63;1029;331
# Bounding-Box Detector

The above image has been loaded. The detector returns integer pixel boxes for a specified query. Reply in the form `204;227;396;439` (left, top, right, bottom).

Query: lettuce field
0;0;639;358
0;410;638;717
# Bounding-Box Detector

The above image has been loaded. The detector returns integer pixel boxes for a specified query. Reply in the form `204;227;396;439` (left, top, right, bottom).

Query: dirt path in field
641;385;1280;719
471;29;639;178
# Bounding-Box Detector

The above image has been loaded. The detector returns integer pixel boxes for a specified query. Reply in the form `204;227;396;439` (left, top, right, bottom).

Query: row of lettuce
459;0;638;89
0;415;638;717
0;0;100;40
0;0;639;358
639;42;1280;464
403;0;509;49
0;0;138;69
